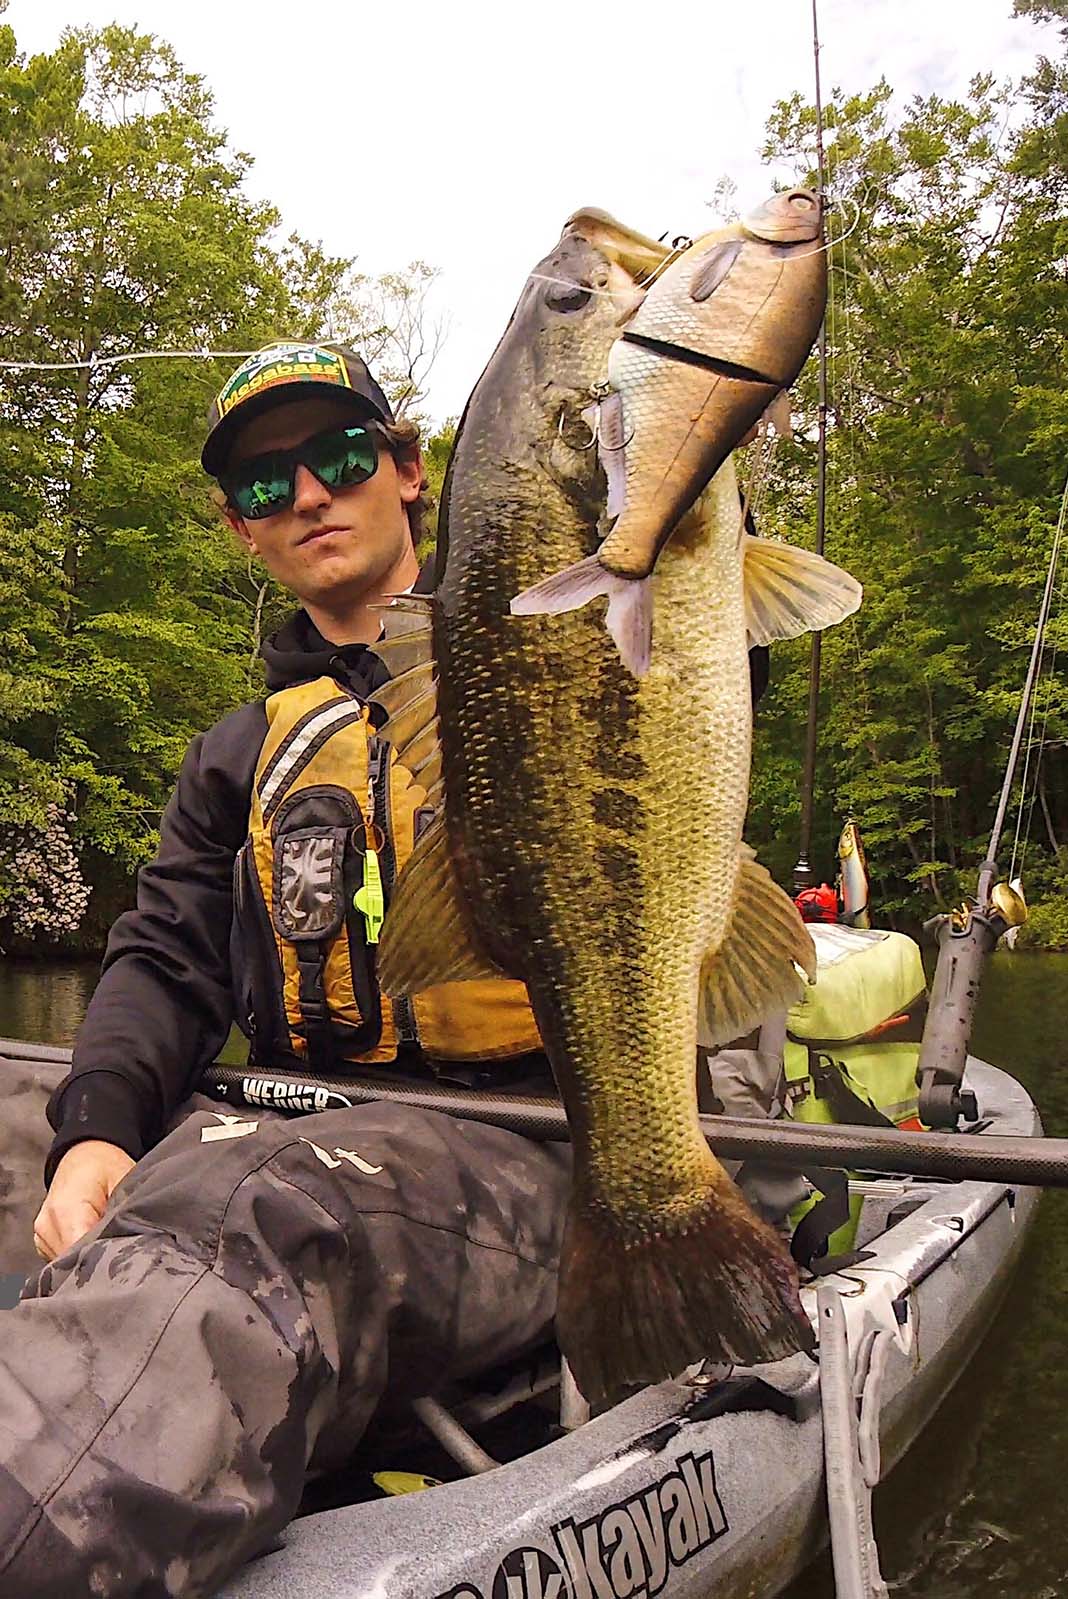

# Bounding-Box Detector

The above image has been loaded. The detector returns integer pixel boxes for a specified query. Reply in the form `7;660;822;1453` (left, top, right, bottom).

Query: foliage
0;21;445;951
419;419;457;560
1013;0;1068;31
0;804;89;941
3;12;1066;953
745;17;1068;939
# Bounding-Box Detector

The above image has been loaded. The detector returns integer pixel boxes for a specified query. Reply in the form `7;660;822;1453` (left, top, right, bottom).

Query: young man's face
223;395;423;609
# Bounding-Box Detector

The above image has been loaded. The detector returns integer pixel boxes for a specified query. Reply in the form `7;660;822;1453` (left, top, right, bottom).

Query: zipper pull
354;823;385;944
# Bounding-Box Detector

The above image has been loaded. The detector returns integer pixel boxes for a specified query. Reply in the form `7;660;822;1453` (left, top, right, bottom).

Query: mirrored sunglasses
222;423;381;520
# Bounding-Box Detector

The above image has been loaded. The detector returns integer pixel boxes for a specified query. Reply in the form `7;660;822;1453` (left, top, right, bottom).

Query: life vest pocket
233;675;544;1078
270;785;380;1059
274;827;349;942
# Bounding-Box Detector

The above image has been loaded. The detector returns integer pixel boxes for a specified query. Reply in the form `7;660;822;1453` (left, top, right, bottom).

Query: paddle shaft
194;1065;1066;1190
5;1044;1060;1191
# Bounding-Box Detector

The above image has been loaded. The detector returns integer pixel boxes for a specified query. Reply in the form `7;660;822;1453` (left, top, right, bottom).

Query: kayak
211;1056;1039;1599
0;1031;1040;1595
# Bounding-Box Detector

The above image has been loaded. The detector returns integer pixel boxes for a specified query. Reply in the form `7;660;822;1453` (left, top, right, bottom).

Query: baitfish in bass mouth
369;203;859;1406
511;189;833;676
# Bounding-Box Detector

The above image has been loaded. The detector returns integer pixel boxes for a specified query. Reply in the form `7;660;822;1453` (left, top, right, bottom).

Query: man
0;343;570;1598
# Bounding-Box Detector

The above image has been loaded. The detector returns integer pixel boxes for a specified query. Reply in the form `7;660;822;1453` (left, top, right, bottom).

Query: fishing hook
600;423;635;451
558;409;598;450
558;399;634;453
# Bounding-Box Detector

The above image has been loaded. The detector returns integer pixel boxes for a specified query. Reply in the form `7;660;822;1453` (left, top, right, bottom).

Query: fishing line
0;348;264;374
1016;623;1059;877
1009;504;1067;884
990;467;1068;899
0;203;866;377
1010;655;1049;883
1010;544;1067;882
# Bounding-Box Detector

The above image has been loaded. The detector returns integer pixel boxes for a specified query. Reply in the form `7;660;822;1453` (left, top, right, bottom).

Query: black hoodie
47;593;771;1184
44;611;404;1184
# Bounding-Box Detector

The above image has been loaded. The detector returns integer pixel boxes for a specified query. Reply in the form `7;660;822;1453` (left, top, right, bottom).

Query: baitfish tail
557;1172;815;1406
510;554;653;676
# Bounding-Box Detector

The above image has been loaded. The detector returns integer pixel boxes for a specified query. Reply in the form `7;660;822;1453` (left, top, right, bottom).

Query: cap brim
202;381;389;478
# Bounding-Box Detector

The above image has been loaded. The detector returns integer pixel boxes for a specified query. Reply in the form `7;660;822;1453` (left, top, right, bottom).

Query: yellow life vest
231;677;542;1074
784;924;927;1258
784;924;926;1131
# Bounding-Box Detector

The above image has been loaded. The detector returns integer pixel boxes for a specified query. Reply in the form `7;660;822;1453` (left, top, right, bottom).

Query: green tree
747;21;1068;934
0;22;444;950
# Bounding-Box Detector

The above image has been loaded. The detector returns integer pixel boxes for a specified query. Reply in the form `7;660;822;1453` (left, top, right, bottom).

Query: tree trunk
1039;766;1060;856
247;575;270;688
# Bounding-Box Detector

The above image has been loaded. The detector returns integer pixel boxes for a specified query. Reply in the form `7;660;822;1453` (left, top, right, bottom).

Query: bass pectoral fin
743;538;862;647
377;818;507;997
698;845;816;1049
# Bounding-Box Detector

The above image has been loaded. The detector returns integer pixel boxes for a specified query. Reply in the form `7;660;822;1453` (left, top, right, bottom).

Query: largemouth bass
372;210;857;1404
512;190;829;675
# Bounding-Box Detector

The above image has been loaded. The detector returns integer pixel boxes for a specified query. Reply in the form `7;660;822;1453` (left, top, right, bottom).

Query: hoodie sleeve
44;703;266;1186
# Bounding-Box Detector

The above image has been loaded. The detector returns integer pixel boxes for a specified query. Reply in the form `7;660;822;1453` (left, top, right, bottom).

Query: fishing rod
917;471;1068;1128
793;0;830;897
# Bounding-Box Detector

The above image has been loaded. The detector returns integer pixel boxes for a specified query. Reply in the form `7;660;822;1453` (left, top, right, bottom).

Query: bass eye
545;281;593;312
690;240;743;302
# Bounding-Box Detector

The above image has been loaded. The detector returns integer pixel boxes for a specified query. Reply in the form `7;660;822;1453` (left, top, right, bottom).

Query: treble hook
592;389;635;451
558;407;598;451
558;393;634;453
598;421;635;452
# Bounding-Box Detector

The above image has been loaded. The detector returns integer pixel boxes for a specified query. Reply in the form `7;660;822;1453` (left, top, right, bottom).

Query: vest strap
810;1050;895;1129
790;1168;853;1267
297;949;334;1070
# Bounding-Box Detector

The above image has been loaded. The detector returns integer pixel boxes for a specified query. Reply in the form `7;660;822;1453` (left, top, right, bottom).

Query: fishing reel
922;879;1028;943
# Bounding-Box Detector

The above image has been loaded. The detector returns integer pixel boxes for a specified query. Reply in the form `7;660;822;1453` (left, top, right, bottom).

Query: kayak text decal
435;1448;728;1599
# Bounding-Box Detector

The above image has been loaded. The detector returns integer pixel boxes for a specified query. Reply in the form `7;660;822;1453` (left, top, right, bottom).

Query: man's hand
33;1141;136;1262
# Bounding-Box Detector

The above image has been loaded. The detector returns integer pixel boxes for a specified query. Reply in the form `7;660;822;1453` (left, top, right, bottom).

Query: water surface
785;952;1068;1599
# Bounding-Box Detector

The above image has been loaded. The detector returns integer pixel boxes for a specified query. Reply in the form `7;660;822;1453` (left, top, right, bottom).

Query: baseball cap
201;341;395;477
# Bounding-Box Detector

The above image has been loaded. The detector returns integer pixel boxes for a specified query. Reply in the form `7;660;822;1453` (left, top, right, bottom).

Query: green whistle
354;847;385;944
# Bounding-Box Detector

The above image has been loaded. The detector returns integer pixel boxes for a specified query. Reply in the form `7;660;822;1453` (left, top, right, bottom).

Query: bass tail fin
557;1166;815;1406
510;554;653;677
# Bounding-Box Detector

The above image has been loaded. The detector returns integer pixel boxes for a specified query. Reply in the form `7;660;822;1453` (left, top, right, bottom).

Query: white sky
5;0;1059;425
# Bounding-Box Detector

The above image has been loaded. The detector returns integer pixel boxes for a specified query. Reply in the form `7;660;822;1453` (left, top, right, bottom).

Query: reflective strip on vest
259;698;365;819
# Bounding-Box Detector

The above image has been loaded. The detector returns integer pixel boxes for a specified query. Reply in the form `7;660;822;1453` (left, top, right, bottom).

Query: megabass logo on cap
215;344;352;419
435;1448;728;1599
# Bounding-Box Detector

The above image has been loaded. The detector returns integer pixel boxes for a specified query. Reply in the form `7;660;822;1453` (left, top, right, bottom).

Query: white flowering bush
0;805;91;943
